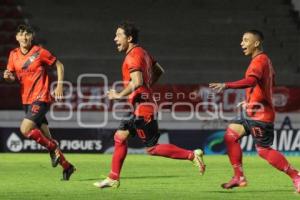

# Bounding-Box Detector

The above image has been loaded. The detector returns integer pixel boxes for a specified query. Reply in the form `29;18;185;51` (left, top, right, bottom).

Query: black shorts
23;101;49;128
118;112;160;147
232;112;274;147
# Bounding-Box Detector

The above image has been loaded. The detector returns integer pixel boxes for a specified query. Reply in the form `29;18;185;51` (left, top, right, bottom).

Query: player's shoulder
251;53;270;66
32;45;44;52
129;46;146;56
255;53;270;62
9;47;19;55
125;46;144;61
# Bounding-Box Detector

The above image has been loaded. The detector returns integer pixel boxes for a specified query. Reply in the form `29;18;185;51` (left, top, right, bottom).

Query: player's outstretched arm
107;71;143;100
151;62;164;86
225;76;257;89
54;60;64;101
3;70;15;83
209;76;257;93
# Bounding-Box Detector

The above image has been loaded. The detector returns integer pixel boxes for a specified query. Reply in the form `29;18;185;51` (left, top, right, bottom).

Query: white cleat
192;149;206;175
93;177;120;189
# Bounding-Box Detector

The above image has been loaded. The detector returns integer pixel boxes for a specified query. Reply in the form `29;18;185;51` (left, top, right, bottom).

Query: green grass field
0;153;300;200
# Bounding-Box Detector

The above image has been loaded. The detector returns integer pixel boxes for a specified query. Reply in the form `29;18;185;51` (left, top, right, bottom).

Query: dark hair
117;21;139;43
245;29;264;41
16;24;34;35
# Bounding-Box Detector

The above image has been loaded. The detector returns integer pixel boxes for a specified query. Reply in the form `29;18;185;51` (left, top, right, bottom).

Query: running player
93;21;205;189
209;30;300;192
3;24;75;180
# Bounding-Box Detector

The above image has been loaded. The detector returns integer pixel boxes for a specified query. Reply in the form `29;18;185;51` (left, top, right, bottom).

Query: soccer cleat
192;149;206;175
292;174;300;193
93;177;120;189
49;141;60;168
221;176;247;189
62;164;76;181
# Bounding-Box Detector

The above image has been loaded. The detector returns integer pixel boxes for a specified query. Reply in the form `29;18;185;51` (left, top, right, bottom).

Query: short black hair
16;24;34;35
117;21;139;43
245;29;264;41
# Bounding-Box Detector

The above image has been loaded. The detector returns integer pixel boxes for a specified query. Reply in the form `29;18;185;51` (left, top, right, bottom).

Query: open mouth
242;47;247;53
116;43;121;48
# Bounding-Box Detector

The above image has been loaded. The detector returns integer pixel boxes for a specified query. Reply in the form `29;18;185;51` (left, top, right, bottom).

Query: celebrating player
93;21;205;189
209;30;300;192
3;24;75;180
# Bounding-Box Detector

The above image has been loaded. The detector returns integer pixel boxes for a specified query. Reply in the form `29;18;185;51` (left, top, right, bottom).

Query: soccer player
3;24;75;180
93;22;205;189
209;30;300;192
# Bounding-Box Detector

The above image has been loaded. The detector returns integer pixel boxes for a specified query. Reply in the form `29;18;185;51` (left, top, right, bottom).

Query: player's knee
146;145;157;155
256;145;270;160
20;124;33;137
114;132;128;145
224;127;240;143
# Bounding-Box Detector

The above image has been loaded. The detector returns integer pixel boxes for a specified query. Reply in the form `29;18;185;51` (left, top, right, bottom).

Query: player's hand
209;83;226;93
54;85;64;101
3;70;15;81
107;89;121;100
237;101;246;109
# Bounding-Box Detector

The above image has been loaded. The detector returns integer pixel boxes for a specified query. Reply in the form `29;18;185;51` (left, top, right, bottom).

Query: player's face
16;31;33;49
114;28;130;52
240;33;259;56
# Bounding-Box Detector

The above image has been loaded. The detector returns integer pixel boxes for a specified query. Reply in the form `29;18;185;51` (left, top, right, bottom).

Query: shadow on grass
76;175;182;182
122;175;182;179
205;189;292;193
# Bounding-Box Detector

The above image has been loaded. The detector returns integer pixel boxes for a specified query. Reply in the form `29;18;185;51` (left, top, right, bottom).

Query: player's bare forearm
107;71;143;100
119;82;137;97
119;71;143;97
151;62;164;86
55;60;64;86
54;60;64;101
107;82;138;100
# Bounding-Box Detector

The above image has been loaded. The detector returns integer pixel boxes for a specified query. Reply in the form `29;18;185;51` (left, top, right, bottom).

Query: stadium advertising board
1;128;300;155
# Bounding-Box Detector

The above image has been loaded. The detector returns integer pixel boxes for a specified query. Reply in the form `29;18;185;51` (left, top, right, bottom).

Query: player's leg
20;102;57;151
20;118;57;151
252;122;300;193
132;116;205;175
146;144;205;175
108;130;130;181
94;130;129;189
39;122;60;167
40;122;75;180
221;123;247;189
94;112;134;189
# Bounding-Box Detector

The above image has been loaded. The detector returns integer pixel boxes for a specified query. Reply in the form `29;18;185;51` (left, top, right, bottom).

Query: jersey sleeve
246;58;264;80
7;51;15;72
40;48;57;67
126;53;143;73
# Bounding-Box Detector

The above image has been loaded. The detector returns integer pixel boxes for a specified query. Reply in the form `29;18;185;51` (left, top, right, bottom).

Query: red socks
27;129;56;151
57;148;70;170
147;144;194;160
27;129;71;170
224;127;244;177
108;134;128;180
256;145;299;179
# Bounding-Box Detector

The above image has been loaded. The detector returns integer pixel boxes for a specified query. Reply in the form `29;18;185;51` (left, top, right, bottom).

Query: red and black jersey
121;46;157;117
245;53;275;123
7;45;57;104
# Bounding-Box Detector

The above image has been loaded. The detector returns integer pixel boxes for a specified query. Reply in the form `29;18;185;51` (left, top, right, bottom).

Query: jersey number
136;129;146;140
251;127;263;138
